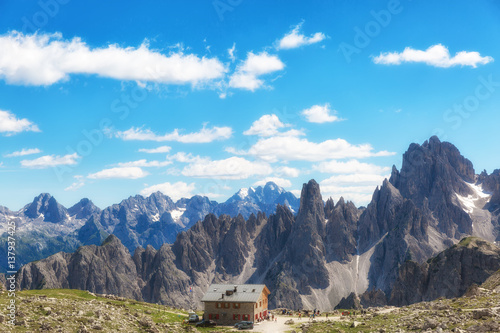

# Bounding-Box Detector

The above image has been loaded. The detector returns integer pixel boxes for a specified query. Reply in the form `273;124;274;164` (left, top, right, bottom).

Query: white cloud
229;136;395;162
314;159;390;174
141;181;196;200
320;171;389;206
229;52;285;91
21;153;79;168
0;31;226;86
168;152;203;163
116;159;172;168
275;166;300;178
321;173;387;185
277;23;326;50
290;189;301;197
319;183;379;207
114;125;232;143
228;43;236;62
373;44;493;68
244;114;288;136
253;177;292;188
5;148;41;157
65;175;85;191
181;156;273;180
138;146;171;154
88;166;149;179
0;110;40;135
301;104;342;123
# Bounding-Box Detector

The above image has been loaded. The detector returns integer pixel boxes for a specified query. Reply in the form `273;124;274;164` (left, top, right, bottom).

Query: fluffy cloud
116;159;172;168
277;23;326;50
5;148;41;157
229;52;285;91
140;181;196;200
229;136;395;162
243;114;288;136
0;110;40;135
0;31;226;86
301;104;342;123
181;156;273;179
138;146;171;154
275;166;300;178
88;167;149;179
253;177;292;188
373;44;493;68
314;159;390;174
114;125;232;143
21;153;79;168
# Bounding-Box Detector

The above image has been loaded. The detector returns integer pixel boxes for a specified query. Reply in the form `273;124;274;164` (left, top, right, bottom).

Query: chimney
221;294;224;299
234;285;237;292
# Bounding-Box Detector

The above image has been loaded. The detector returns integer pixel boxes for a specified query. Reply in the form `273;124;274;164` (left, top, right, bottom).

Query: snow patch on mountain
170;208;186;224
455;182;491;214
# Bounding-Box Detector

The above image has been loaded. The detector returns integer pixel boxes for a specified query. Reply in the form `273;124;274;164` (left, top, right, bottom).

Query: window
233;314;241;320
233;303;240;309
255;303;257;308
216;314;219;320
259;301;262;307
224;303;230;308
216;302;221;308
255;314;258;320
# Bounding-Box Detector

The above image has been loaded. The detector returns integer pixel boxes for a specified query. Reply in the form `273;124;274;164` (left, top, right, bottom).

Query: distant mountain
215;182;300;218
15;136;500;310
0;182;298;272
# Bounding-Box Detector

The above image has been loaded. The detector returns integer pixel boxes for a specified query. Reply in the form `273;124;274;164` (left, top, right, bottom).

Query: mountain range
12;136;500;310
0;182;299;272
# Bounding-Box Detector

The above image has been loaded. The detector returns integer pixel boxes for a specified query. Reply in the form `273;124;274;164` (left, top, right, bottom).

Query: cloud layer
0;32;226;86
114;125;232;143
230;136;395;162
181;156;273;180
141;181;196;200
21;153;79;168
88;166;149;179
373;44;493;68
5;148;41;157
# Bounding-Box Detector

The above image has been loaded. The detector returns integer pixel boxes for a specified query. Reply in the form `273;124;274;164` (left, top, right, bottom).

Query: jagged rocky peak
478;169;500;210
24;193;67;223
390;135;475;200
68;198;101;220
297;179;324;221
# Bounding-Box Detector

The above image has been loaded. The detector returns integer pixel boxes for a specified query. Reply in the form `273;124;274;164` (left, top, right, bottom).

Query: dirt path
250;314;341;333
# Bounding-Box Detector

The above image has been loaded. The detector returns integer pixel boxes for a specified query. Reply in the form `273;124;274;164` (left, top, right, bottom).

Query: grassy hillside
0;289;226;332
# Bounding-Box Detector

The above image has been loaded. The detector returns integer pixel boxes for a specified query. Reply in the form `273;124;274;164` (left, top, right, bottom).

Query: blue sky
1;0;499;210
